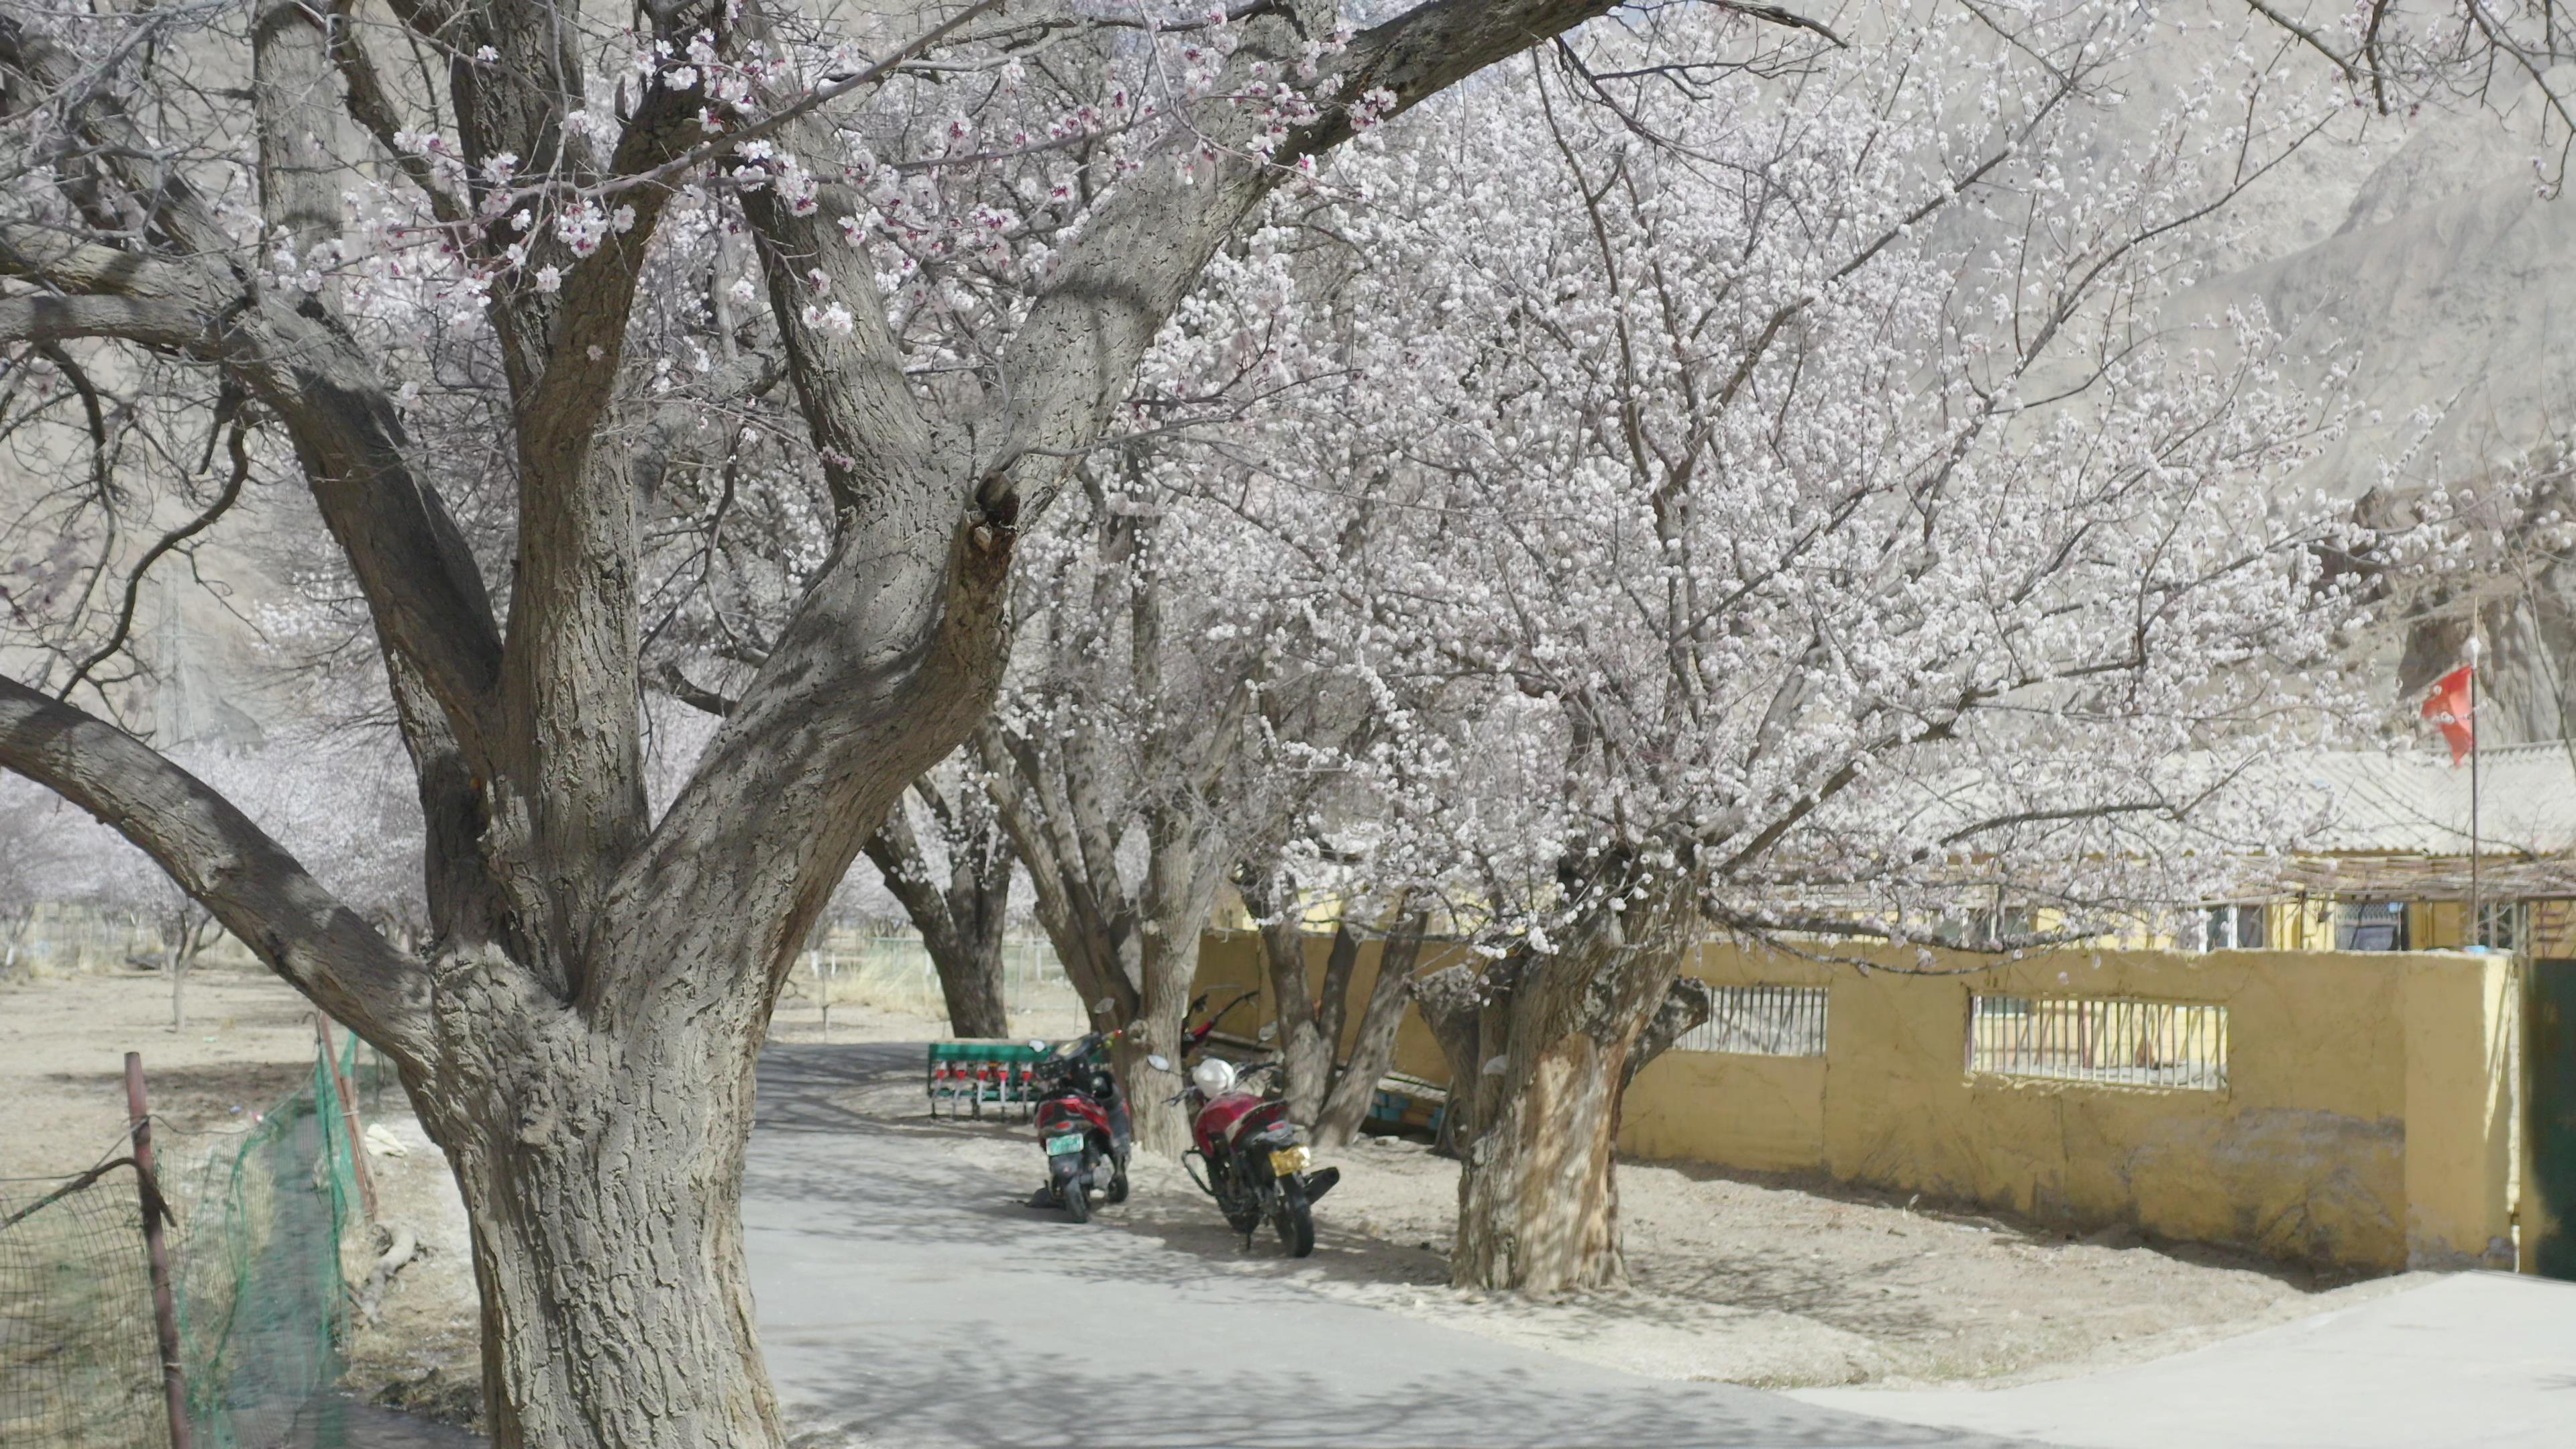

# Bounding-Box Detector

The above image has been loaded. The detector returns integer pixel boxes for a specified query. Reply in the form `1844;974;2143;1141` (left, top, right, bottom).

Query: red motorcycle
1028;1029;1131;1223
1148;991;1340;1256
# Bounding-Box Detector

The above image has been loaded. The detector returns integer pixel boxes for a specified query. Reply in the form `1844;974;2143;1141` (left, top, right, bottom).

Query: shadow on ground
746;1043;2048;1449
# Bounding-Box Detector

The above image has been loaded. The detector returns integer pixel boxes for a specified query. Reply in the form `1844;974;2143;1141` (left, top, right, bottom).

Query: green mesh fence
0;1162;170;1448
0;1032;390;1448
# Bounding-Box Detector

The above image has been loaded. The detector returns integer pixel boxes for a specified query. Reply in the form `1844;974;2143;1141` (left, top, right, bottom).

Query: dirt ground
4;966;2424;1434
0;963;325;1181
0;965;1085;1435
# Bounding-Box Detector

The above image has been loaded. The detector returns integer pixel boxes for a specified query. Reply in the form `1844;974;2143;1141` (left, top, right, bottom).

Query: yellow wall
2528;900;2576;957
1203;930;2520;1274
1194;929;1465;1083
1631;943;2520;1272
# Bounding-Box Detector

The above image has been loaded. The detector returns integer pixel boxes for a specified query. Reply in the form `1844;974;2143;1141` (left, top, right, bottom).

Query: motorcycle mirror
1256;1022;1279;1042
1146;1053;1173;1073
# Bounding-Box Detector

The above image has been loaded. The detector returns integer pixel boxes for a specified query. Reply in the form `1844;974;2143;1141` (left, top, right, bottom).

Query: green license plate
1044;1133;1086;1156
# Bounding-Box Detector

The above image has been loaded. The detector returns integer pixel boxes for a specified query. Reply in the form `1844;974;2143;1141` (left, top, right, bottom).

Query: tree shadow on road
769;1326;2042;1449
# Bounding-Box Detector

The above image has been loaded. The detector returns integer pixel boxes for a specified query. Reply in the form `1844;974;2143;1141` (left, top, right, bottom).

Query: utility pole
2467;635;2484;949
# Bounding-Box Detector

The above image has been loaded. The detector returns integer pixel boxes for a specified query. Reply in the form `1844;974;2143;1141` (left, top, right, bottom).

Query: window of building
1933;906;2037;950
2333;901;2408;952
1966;995;2229;1091
2476;900;2522;953
2188;904;2265;951
1673;984;1829;1057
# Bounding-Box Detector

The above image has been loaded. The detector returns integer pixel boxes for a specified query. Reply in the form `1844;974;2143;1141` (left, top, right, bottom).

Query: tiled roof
2292;741;2576;857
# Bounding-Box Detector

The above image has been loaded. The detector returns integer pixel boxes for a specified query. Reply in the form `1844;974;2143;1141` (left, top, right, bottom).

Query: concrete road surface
744;1043;2043;1449
1792;1271;2576;1449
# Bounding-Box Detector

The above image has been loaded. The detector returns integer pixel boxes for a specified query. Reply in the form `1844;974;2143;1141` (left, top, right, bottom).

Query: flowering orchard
0;0;1858;1439
1057;7;2381;1289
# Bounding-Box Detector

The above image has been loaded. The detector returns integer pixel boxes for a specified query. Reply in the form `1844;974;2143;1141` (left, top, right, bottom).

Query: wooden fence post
315;1018;380;1222
123;1052;193;1449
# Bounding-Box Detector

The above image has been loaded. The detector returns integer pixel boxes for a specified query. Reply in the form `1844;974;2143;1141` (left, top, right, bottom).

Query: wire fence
796;931;1081;1024
0;1034;389;1448
0;1163;168;1448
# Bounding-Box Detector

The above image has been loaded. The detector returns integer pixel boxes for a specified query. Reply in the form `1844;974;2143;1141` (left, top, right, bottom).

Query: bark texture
1244;890;1430;1149
413;967;778;1446
1435;881;1698;1294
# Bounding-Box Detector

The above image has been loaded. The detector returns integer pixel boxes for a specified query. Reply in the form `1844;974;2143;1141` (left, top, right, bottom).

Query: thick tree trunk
934;928;1010;1041
862;778;1013;1039
1453;1027;1631;1293
416;985;780;1447
1446;881;1696;1294
1254;909;1343;1129
1125;912;1204;1157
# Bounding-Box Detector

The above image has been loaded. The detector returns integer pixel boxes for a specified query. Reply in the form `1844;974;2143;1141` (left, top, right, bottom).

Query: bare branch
59;412;251;700
0;674;434;1060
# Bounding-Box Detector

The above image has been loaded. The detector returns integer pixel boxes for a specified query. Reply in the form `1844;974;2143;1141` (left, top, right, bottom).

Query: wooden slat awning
2266;853;2576;902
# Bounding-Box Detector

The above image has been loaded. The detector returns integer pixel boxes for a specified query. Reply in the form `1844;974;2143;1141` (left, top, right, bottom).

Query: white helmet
1191;1058;1238;1097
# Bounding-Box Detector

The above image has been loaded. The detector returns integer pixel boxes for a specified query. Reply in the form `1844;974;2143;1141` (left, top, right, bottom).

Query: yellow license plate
1269;1146;1311;1176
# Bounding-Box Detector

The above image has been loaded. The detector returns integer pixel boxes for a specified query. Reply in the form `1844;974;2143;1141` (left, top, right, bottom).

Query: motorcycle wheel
1063;1170;1092;1223
1215;1162;1263;1232
1272;1177;1314;1258
1104;1152;1130;1205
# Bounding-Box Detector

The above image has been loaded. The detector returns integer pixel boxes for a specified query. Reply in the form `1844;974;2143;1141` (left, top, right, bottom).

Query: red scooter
1028;1029;1131;1222
1148;991;1340;1256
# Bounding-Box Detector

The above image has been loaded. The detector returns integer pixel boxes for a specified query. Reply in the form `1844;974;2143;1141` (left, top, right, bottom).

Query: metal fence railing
1967;995;2229;1091
1674;983;1831;1057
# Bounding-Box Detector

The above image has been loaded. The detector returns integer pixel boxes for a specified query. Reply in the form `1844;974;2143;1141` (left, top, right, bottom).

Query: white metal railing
1674;983;1830;1057
1967;995;2229;1091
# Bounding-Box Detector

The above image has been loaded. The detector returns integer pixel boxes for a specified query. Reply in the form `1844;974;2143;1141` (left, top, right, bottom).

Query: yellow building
1191;744;2576;1276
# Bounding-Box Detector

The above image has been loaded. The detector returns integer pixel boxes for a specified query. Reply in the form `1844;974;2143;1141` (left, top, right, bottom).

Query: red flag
2421;665;2475;766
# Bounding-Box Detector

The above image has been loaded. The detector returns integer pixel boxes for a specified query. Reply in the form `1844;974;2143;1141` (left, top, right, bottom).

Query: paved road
1792;1271;2576;1449
744;1043;2043;1449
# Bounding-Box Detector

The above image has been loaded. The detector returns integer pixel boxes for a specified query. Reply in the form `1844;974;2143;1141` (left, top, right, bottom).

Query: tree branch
1623;975;1714;1089
0;674;434;1061
59;413;252;700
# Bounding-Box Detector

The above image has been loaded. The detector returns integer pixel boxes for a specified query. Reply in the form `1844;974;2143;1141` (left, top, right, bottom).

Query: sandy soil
7;967;2420;1434
343;1112;485;1428
0;965;326;1181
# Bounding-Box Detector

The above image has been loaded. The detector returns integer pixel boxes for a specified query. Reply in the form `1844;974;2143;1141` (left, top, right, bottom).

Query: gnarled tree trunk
1435;881;1698;1293
417;987;777;1444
